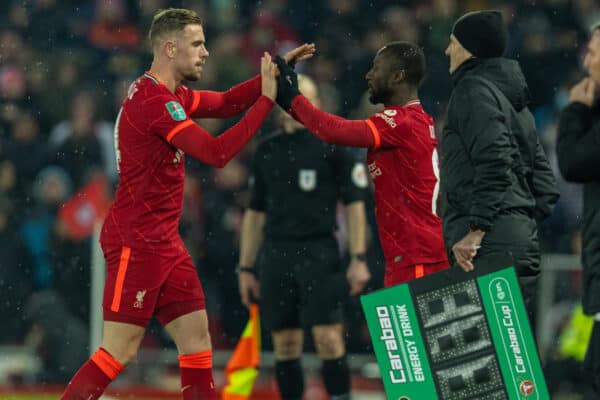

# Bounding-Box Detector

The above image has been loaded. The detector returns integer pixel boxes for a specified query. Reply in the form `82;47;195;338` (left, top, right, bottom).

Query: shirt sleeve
145;94;195;143
147;94;274;168
248;145;267;211
184;75;262;119
290;95;375;148
332;146;368;204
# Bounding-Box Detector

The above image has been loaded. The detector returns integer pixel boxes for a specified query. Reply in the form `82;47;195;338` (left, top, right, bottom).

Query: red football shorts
384;260;450;288
102;243;205;327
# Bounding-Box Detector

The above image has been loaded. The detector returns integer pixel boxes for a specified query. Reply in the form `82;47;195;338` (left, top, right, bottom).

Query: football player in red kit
274;42;448;288
60;8;314;400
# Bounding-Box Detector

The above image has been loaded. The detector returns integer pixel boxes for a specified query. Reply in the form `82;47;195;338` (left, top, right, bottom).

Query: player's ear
165;40;176;59
391;69;406;85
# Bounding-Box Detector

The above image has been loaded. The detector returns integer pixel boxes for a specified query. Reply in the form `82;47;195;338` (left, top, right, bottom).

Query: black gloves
274;55;300;111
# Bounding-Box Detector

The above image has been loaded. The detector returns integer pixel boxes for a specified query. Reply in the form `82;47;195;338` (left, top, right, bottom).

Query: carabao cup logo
519;380;534;395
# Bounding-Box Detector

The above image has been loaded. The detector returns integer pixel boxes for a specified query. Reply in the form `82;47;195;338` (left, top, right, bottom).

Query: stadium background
0;0;597;398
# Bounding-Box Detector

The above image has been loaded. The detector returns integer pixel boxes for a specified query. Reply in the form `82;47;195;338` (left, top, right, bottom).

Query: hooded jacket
557;101;600;315
440;58;559;275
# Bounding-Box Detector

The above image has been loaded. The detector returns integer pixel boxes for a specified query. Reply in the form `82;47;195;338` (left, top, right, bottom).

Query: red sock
179;350;217;400
61;348;124;400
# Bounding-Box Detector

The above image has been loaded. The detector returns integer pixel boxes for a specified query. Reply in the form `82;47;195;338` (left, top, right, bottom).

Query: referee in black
237;75;370;400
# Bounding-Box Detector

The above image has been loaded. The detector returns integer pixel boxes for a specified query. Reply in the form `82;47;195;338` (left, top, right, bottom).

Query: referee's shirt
249;129;368;240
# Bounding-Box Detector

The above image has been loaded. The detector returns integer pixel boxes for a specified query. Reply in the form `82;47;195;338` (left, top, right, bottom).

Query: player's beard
183;70;201;81
369;86;391;105
183;64;202;82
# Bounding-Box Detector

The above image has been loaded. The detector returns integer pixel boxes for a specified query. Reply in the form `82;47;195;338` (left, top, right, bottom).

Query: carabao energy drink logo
375;305;426;385
489;278;538;399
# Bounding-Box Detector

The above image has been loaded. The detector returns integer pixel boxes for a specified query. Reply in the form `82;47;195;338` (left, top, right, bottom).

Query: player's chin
184;72;201;82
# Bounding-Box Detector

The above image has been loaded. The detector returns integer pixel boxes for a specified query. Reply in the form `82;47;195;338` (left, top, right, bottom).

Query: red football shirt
364;101;447;269
100;72;262;251
289;95;448;285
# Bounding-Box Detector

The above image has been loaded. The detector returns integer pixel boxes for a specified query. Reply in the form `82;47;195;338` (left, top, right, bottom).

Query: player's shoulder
369;106;407;128
175;84;193;99
123;74;170;107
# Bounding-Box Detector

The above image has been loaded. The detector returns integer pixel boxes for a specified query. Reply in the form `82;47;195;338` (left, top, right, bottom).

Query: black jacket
557;101;600;315
440;58;559;275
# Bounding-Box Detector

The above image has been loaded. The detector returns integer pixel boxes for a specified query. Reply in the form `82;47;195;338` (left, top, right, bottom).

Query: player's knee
274;342;302;360
177;330;212;354
101;327;145;365
313;328;345;359
103;341;140;366
272;331;303;360
119;345;140;365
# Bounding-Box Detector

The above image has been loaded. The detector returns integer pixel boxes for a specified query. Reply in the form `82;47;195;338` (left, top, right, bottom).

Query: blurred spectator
556;22;600;393
2;112;48;216
49;90;113;184
200;158;249;345
20;166;72;291
23;290;88;383
88;0;141;51
0;196;32;343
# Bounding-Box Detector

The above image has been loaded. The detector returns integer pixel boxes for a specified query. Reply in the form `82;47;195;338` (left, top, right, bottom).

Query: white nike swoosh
181;385;192;392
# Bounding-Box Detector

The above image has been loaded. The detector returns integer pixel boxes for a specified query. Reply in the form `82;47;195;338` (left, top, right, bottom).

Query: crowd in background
0;0;598;386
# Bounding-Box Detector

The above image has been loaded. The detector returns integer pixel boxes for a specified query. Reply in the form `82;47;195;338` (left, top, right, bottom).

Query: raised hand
261;52;278;101
274;55;300;111
283;43;316;67
569;77;596;106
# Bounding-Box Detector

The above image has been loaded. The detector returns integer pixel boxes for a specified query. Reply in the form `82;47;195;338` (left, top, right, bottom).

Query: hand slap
283;43;316;68
260;52;278;101
274;55;300;111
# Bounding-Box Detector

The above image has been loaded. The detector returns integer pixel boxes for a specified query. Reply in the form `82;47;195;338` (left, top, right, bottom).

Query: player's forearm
172;96;273;167
345;201;367;256
291;95;374;148
191;75;261;118
239;209;265;268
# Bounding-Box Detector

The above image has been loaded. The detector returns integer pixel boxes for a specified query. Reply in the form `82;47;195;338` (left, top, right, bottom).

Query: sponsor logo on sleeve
165;101;187;121
375;112;397;128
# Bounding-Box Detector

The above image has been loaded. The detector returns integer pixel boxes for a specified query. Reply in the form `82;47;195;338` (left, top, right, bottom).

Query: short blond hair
149;8;202;49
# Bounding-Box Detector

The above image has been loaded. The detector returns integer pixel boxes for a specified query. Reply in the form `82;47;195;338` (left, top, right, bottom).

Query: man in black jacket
440;10;559;316
557;23;600;389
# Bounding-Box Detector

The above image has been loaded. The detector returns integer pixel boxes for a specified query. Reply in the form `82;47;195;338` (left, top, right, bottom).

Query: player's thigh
257;242;301;331
101;320;146;365
272;328;304;360
311;323;345;359
163;310;211;354
296;238;345;327
154;250;206;325
102;245;169;327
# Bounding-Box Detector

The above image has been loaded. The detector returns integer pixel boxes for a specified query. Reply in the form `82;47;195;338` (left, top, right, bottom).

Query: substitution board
361;264;548;400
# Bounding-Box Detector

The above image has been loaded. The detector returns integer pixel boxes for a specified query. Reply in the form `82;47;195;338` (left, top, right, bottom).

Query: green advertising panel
361;267;549;400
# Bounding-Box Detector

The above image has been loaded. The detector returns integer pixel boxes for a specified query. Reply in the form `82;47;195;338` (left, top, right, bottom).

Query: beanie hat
452;10;507;58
